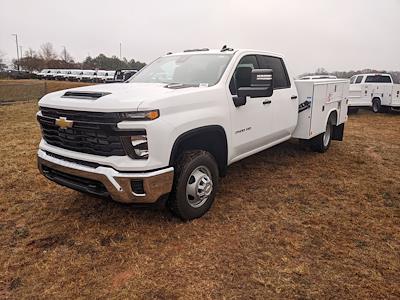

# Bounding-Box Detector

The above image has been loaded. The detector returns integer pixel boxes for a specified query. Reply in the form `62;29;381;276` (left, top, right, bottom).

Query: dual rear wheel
308;116;334;153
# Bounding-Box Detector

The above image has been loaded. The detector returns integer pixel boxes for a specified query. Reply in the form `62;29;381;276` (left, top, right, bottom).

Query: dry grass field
0;80;92;104
0;97;399;298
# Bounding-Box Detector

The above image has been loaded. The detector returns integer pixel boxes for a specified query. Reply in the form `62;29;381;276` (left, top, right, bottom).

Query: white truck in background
37;48;349;220
95;70;116;83
38;69;52;79
66;70;84;81
300;75;337;80
348;73;400;112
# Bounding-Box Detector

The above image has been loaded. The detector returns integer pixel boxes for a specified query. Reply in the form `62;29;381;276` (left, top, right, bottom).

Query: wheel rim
186;166;213;208
323;123;331;147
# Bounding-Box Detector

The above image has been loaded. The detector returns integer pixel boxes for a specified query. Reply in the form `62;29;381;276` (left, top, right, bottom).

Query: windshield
129;54;233;86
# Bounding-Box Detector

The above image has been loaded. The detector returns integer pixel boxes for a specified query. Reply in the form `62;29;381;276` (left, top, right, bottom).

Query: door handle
263;100;272;105
291;96;298;100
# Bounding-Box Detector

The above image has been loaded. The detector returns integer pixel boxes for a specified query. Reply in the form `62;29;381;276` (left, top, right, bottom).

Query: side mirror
238;69;273;99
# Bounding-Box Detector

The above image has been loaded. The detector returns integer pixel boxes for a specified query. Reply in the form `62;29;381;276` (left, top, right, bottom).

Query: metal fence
0;81;48;105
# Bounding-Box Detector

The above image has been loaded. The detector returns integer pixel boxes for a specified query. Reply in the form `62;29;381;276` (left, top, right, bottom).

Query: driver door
227;54;297;162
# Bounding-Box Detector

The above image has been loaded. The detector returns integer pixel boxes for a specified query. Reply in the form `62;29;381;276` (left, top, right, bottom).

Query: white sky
1;0;399;75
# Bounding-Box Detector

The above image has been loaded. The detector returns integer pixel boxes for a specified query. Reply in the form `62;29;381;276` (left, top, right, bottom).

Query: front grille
45;151;101;168
38;107;127;157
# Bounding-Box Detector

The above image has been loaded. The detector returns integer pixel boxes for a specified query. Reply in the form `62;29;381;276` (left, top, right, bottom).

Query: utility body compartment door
391;84;400;107
292;79;349;140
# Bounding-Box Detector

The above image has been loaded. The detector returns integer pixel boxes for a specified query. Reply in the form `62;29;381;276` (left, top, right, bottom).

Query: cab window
355;75;363;84
229;55;259;95
257;55;290;89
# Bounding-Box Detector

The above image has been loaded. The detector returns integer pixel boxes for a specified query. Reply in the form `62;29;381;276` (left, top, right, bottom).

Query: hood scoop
62;91;111;100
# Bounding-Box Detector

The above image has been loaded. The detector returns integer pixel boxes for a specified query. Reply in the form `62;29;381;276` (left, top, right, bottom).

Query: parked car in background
95;70;116;83
37;48;349;220
66;70;83;81
113;69;137;82
105;71;116;83
38;69;52;79
78;70;97;82
348;73;400;112
54;69;70;81
300;75;337;80
46;69;61;80
2;70;38;79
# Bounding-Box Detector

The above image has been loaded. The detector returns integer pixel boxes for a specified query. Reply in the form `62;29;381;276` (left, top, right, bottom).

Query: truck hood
38;82;203;112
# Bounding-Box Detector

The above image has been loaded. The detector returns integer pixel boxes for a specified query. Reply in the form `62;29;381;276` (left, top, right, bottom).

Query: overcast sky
1;0;399;75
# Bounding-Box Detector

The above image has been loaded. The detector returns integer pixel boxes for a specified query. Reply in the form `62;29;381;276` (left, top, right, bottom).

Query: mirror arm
232;95;246;107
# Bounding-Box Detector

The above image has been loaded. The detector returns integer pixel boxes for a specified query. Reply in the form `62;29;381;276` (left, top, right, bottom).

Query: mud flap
332;123;344;141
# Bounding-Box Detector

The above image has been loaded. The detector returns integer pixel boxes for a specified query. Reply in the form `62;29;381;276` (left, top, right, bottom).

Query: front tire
168;150;219;221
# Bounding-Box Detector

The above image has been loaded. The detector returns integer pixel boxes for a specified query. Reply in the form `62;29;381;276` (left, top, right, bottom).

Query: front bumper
37;150;174;204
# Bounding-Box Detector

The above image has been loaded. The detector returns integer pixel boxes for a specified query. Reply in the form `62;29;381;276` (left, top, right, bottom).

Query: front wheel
168;150;219;221
309;119;333;153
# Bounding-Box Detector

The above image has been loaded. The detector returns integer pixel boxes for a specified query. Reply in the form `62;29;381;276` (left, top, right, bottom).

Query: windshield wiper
164;83;199;89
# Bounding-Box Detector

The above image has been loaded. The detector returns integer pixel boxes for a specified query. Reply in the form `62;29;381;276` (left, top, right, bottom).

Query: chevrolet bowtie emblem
55;117;73;129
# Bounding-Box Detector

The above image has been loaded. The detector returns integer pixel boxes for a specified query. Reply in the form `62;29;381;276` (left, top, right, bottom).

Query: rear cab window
257;55;290;89
229;54;290;95
365;75;392;83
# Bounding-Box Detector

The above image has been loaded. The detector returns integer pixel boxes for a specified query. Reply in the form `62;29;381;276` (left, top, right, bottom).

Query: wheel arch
325;109;338;126
169;125;228;176
325;109;345;141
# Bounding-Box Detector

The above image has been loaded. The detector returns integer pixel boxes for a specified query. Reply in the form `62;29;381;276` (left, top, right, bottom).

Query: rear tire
372;98;381;113
168;150;219;221
309;117;333;153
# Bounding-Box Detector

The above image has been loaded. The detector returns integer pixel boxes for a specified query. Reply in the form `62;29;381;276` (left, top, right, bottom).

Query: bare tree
25;48;36;58
39;42;58;61
315;67;328;75
60;47;74;63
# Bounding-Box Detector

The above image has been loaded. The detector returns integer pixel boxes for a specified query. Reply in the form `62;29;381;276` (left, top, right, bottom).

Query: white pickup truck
37;48;349;220
348;73;400;112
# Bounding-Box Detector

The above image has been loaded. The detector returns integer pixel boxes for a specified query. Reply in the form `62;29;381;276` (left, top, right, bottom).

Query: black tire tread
168;150;218;220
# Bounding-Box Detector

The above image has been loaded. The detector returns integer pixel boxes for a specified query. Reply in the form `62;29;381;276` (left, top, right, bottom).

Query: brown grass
0;80;92;104
0;102;399;299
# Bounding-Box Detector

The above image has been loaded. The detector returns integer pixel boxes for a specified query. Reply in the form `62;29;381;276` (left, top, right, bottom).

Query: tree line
301;67;400;84
2;42;146;72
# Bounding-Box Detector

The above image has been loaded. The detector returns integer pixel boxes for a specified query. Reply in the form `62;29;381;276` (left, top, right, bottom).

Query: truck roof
353;73;392;77
167;48;284;59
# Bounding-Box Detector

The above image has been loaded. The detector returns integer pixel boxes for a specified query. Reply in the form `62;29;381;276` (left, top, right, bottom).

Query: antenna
221;45;233;52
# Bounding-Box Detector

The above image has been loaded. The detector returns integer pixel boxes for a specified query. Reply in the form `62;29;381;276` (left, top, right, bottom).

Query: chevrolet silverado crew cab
37;47;349;220
348;73;400;113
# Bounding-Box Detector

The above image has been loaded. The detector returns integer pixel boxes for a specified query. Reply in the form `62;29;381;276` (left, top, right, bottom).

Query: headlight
120;110;159;121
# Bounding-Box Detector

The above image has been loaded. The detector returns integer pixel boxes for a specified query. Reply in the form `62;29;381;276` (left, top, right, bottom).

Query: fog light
131;180;145;195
